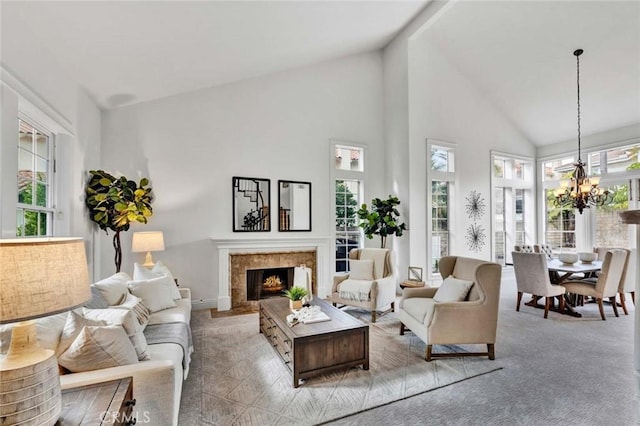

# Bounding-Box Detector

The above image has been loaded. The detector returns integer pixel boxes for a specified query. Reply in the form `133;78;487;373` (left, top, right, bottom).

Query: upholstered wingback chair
331;248;395;322
398;256;502;361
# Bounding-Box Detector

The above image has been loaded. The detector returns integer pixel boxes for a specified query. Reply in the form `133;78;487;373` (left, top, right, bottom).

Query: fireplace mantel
210;236;332;311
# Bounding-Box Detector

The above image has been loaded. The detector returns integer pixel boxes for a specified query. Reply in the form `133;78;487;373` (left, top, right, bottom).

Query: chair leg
609;296;619;317
516;291;523;311
559;295;565;312
390;301;395;312
597;298;606;320
619;292;629;315
426;345;433;362
632;291;635;305
488;343;495;360
371;310;377;323
400;322;405;335
544;297;551;319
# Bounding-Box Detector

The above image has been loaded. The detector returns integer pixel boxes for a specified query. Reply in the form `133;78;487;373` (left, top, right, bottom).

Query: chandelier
554;49;609;214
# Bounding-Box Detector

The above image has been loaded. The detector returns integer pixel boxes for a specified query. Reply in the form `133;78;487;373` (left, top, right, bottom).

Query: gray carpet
180;269;638;425
179;304;502;425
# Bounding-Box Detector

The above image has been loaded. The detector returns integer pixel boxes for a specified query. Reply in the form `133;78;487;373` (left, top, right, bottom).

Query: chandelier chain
576;50;581;161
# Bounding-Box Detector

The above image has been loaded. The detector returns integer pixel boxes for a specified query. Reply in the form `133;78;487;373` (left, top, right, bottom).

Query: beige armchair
512;252;565;318
563;249;628;320
330;248;395;322
398;256;502;361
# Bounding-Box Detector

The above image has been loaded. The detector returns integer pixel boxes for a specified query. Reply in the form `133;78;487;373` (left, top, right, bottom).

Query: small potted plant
284;286;308;310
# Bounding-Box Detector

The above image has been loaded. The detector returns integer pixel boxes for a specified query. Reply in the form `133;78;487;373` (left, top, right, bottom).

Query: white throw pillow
91;272;132;306
82;307;150;360
110;292;151;327
128;276;177;313
433;276;474;303
349;259;375;281
56;311;107;357
58;325;139;373
134;261;181;300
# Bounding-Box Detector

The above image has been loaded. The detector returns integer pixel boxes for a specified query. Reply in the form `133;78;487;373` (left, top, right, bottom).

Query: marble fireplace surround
211;237;332;311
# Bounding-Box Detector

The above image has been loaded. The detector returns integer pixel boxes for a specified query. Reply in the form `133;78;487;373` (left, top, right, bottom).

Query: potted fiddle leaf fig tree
357;195;407;248
85;170;154;273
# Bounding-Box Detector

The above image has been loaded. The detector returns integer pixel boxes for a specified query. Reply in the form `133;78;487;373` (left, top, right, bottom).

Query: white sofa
61;286;192;425
1;282;192;426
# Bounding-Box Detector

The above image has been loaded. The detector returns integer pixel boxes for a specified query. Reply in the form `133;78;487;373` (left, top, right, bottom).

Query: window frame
16;116;55;237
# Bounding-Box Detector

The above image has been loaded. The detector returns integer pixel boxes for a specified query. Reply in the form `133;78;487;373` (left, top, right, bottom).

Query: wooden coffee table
259;297;369;387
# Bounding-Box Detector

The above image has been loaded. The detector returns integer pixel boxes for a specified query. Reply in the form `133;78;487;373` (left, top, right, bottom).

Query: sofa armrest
332;274;350;293
178;287;191;301
61;360;179;426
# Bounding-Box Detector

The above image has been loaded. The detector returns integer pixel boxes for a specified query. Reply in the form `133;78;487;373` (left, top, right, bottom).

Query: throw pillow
349;259;375;281
433;276;474;303
110;293;151;327
82;308;150;361
91;272;132;306
134;261;181;300
58;325;139;373
56;311;107;357
128;276;178;313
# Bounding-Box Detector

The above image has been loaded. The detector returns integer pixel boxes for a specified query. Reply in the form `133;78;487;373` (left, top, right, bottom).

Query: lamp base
0;322;61;426
143;251;155;268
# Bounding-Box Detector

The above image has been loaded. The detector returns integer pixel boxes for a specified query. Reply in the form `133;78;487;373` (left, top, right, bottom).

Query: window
333;141;365;273
335;179;361;272
17;118;54;236
540;139;640;251
428;141;456;275
492;153;534;264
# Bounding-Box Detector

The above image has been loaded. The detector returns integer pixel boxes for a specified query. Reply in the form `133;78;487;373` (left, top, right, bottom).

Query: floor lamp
0;238;91;426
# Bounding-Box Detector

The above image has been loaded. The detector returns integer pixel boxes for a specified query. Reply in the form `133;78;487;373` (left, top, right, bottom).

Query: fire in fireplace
246;267;295;300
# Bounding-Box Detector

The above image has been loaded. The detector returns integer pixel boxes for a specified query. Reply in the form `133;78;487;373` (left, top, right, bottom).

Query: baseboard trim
191;299;216;310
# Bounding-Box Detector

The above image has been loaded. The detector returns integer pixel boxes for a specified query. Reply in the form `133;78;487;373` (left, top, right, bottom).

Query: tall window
333;143;364;272
492;153;534;264
541;140;640;251
17;118;54;236
428;141;456;275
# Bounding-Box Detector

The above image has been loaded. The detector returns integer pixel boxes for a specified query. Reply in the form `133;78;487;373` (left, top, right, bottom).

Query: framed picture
232;176;270;232
408;266;423;282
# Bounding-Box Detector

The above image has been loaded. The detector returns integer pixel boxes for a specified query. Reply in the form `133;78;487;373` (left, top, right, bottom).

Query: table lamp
0;237;90;426
132;231;165;267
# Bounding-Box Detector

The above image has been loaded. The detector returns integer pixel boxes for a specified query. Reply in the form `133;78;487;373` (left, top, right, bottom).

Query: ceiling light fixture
554;49;610;214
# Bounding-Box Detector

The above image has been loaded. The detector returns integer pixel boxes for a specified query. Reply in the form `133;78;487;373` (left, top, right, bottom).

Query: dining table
524;258;604;317
550;258;603;316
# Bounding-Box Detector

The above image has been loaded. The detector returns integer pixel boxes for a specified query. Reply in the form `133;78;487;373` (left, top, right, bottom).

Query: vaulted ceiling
2;1;638;147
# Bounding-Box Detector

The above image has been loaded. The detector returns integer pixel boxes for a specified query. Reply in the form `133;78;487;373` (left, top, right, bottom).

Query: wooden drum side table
57;377;135;425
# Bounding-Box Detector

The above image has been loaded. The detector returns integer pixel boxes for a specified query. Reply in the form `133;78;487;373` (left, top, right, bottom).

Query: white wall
100;52;386;307
384;0;536;282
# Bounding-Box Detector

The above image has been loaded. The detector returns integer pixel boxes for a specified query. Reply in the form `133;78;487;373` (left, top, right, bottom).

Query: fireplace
247;267;294;300
210;237;332;311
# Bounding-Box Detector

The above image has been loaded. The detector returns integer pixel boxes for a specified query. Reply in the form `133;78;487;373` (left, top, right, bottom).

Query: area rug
178;308;503;426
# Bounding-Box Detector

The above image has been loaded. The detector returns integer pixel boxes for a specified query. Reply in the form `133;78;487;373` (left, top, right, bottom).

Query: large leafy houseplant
357;195;407;248
85;170;154;272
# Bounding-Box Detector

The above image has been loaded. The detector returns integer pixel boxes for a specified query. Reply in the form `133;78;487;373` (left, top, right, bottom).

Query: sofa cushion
148;297;192;326
83;308;150;361
91;272;132;306
348;259;374;281
128;276;178;313
434;277;474;303
58;325;139;373
56;311;107;357
134;261;181;300
402;298;436;325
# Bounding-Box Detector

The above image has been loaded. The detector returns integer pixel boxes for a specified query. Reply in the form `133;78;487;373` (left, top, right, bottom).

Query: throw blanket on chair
144;322;193;371
339;279;372;302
